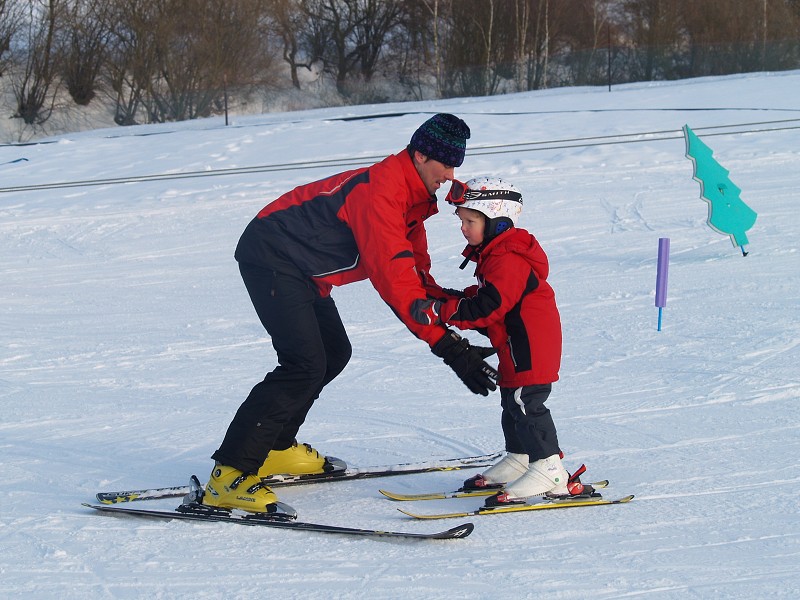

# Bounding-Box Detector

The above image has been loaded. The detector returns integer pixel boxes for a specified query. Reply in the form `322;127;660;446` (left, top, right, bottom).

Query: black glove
432;330;498;396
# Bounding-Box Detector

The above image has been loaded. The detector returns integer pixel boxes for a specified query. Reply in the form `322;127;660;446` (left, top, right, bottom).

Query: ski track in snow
1;72;799;598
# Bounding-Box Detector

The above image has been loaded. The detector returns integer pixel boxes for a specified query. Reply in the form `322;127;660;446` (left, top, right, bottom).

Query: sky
1;70;799;599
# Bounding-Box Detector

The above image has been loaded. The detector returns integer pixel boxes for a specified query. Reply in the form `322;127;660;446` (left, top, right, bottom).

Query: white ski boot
463;452;528;489
502;453;570;500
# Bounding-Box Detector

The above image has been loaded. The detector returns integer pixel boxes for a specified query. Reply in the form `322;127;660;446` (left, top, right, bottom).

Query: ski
398;494;635;520
81;503;474;540
379;479;609;501
96;451;503;504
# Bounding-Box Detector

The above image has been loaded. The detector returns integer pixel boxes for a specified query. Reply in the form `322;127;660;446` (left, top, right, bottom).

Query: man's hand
432;330;498;396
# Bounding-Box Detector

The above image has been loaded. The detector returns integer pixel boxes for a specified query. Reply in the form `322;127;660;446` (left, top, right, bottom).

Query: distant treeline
2;0;799;127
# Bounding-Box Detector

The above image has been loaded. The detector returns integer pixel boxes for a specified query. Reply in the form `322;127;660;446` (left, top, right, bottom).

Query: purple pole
655;238;670;331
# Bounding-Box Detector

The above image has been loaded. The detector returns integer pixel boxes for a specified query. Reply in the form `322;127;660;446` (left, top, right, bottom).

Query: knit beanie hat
408;113;471;167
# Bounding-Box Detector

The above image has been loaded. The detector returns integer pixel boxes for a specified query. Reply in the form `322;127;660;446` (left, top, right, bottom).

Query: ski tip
397;507;468;520
442;522;475;538
378;489;444;501
84;502;114;510
397;507;429;519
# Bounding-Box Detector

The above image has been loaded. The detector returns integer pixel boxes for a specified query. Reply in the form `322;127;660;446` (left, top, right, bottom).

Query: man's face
413;151;456;195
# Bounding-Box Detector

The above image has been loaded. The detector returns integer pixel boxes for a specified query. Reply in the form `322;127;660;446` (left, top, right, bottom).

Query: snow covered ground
1;71;798;599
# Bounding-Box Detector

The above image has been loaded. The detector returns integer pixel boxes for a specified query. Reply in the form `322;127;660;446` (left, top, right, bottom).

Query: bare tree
519;0;551;91
688;0;800;74
765;0;800;70
353;0;404;80
105;0;273;124
440;0;586;96
619;0;684;80
11;0;65;125
103;1;160;125
269;0;321;90
515;0;573;90
559;0;613;85
516;0;572;91
444;0;502;97
5;0;800;134
419;0;444;96
510;0;532;92
305;0;405;97
62;0;113;105
389;0;442;100
1;0;26;78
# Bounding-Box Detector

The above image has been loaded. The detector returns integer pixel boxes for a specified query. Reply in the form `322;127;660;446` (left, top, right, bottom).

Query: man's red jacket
234;150;449;347
440;228;562;387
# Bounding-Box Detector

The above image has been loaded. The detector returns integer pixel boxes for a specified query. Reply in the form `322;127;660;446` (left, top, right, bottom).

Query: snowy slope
1;71;799;599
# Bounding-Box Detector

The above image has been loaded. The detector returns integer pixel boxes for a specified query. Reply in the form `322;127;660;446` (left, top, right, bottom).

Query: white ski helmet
446;176;523;239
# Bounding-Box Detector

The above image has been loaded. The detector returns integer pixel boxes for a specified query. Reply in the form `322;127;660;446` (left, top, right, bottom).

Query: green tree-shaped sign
683;125;757;255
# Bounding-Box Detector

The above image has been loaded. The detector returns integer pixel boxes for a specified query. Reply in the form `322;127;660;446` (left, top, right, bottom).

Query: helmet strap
459;244;484;270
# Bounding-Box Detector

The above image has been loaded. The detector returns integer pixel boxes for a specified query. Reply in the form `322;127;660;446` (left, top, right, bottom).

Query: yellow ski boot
257;442;346;478
203;464;282;513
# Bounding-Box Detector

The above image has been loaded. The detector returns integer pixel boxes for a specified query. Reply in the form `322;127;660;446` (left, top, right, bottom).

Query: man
203;114;498;513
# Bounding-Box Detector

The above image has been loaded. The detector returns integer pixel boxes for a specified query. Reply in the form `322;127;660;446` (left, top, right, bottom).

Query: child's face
456;207;486;246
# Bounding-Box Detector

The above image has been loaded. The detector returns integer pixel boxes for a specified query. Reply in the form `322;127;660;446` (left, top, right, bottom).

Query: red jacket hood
463;228;550;281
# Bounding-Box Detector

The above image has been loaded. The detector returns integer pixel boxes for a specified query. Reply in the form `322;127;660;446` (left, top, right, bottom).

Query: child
435;176;569;505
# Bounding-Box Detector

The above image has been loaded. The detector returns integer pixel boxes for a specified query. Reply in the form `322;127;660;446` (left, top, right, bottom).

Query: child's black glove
432;330;498;396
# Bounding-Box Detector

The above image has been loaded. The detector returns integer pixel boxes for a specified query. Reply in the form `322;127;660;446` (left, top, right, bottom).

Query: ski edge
398;494;635;520
82;503;474;540
379;480;610;502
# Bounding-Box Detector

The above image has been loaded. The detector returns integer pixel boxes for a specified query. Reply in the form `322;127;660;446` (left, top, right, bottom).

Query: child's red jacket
440;228;562;387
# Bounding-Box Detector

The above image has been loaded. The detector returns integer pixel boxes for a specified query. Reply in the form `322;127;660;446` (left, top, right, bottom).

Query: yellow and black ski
96;451;503;504
398;494;634;520
379;480;609;502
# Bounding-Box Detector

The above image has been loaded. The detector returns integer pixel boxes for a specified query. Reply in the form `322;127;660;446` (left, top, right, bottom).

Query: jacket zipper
508;336;518;368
